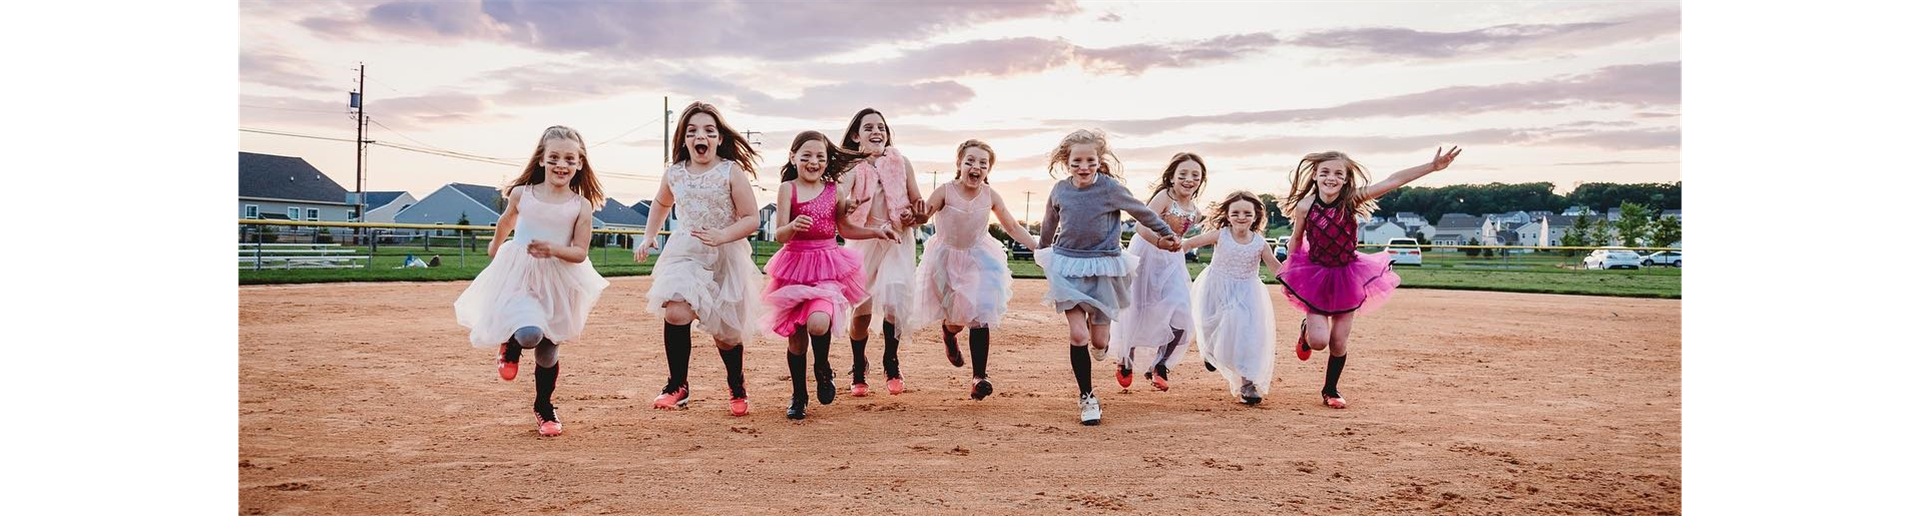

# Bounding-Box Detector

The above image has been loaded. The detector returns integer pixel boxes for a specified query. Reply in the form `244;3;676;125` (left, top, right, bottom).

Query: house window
288;207;300;220
307;208;319;221
245;204;258;219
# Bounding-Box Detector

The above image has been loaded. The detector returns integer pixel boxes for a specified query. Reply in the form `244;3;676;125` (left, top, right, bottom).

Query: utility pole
662;96;671;165
351;63;369;245
1024;191;1033;223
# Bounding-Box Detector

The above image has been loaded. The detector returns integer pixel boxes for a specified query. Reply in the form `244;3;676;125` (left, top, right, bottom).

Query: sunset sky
238;0;1680;220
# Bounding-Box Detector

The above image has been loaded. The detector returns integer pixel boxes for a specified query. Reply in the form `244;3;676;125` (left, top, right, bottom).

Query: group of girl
452;102;1462;435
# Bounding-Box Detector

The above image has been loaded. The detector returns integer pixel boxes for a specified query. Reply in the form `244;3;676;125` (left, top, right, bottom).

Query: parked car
1642;250;1681;267
1384;238;1422;266
1583;248;1643;269
1271;236;1291;262
1008;242;1034;260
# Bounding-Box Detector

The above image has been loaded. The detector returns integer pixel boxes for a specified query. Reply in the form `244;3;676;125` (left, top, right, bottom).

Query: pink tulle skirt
1278;251;1401;316
762;238;869;337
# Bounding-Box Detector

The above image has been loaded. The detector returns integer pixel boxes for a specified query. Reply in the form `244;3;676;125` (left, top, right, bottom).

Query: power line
367;117;514;163
240;127;668;182
367;117;457;153
375;141;518;167
241;127;355;143
240;104;349;114
587;115;664;147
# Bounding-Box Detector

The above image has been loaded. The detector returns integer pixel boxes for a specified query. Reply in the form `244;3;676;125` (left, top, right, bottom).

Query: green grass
241;241;1678;299
237;241;783;285
1392;266;1679;298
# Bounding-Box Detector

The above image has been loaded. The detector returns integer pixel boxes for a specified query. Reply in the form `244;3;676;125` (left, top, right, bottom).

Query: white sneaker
1079;393;1102;425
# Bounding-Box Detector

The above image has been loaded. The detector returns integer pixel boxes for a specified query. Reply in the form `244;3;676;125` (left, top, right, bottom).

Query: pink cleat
653;385;689;410
497;344;520;381
886;377;905;395
534;406;562;437
728;396;750;417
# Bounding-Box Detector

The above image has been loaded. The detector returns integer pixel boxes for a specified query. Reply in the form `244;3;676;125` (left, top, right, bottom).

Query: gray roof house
393;183;506;226
1429;213;1483;245
238;152;354;222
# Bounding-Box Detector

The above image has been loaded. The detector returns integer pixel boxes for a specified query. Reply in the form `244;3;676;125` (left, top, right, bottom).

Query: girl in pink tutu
913;139;1039;401
1279;147;1462;409
764;131;901;420
839;108;926;397
454;125;610;437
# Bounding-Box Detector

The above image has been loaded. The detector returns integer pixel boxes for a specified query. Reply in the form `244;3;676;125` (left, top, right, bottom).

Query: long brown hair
672;101;759;178
779;130;864;183
1149;152;1207;200
1207;190;1267;232
1282;150;1377;222
839;107;893;153
506;125;605;209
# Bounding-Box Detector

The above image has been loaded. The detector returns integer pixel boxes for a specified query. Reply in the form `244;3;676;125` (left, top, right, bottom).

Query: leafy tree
1650;215;1683;247
1614;202;1654;247
1466;237;1483;258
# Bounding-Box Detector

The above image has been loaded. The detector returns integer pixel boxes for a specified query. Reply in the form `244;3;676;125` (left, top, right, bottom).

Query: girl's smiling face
856;113;889;153
792;139;827;184
684;112;719;165
1226;198;1259;231
541;138;583;186
1067;143;1100;185
957;146;991;188
1171;159;1204;199
1314;159;1351;197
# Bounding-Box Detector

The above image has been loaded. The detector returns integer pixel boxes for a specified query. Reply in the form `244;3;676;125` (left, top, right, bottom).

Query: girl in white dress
1111;153;1207;392
1182;191;1286;405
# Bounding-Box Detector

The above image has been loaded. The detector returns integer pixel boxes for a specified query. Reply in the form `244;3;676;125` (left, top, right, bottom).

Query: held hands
878;226;901;243
788;215;815;234
1152;232;1182;251
909;199;930;225
527;240;553;259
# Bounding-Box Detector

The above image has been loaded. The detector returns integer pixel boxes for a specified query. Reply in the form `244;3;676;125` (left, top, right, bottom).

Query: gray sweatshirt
1037;174;1176;259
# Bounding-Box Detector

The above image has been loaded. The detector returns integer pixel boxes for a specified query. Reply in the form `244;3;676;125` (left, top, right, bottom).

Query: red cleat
653;385;689;410
1323;394;1347;409
534;406;563;437
886;377;905;395
850;382;870;397
1295;319;1312;361
1149;369;1170;392
1115;367;1133;389
497;344;520;381
728;396;750;417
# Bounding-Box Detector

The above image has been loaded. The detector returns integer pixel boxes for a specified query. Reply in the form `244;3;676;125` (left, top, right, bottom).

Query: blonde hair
1046;129;1123;179
507;125;605;209
952;140;998;181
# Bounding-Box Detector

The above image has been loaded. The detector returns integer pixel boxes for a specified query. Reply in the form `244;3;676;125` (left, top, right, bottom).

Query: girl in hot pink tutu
1278;147;1461;409
763;131;900;420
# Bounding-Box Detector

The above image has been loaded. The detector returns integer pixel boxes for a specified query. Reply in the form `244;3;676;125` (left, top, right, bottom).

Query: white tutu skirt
914;236;1013;329
1191;267;1278;397
849;236;920;333
645;233;765;345
1035;248;1138;323
454;240;610;348
1111;234;1194;367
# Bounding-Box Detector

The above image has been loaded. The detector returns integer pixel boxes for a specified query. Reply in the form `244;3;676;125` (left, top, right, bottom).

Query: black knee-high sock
1070;344;1093;396
882;321;902;378
969;327;990;379
534;363;559;412
1324;354;1348;396
787;348;808;401
850;337;869;383
812;333;837;404
810;333;833;379
664;323;692;390
503;337;524;362
719;345;746;399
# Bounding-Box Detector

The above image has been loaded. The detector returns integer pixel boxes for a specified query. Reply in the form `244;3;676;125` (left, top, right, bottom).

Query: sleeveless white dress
1191;231;1279;397
454;188;609;348
644;161;765;345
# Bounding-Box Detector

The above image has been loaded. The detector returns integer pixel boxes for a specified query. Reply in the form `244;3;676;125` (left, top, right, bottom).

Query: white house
1359;220;1408;245
346;191;417;224
1392;212;1431;239
1514;215;1579;247
758;203;778;241
1430;213;1482;248
1480;216;1513;245
1492;210;1533;225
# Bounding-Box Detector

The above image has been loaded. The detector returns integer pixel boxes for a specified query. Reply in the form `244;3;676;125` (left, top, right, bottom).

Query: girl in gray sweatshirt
1034;129;1184;426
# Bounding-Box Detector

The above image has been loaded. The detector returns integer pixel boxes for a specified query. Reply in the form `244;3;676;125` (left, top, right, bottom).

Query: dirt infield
239;278;1680;515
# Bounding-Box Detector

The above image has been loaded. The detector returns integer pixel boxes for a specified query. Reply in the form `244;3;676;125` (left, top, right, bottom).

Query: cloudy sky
239;0;1680;220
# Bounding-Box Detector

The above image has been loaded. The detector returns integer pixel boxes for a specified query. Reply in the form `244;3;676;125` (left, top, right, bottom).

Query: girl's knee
806;312;831;336
663;303;694;325
513;326;544;349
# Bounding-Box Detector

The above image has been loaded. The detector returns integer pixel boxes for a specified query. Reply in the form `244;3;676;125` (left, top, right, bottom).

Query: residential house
238;152;354;223
1429;213;1483;248
1392;212;1431;239
1359;220;1408;245
345;191;417;224
393;183;506;227
595;198;650;247
1515;215;1579;247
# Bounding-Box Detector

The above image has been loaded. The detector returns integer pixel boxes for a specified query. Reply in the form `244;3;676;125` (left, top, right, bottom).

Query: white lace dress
644;161;765;345
1191;231;1278;397
1110;200;1198;369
